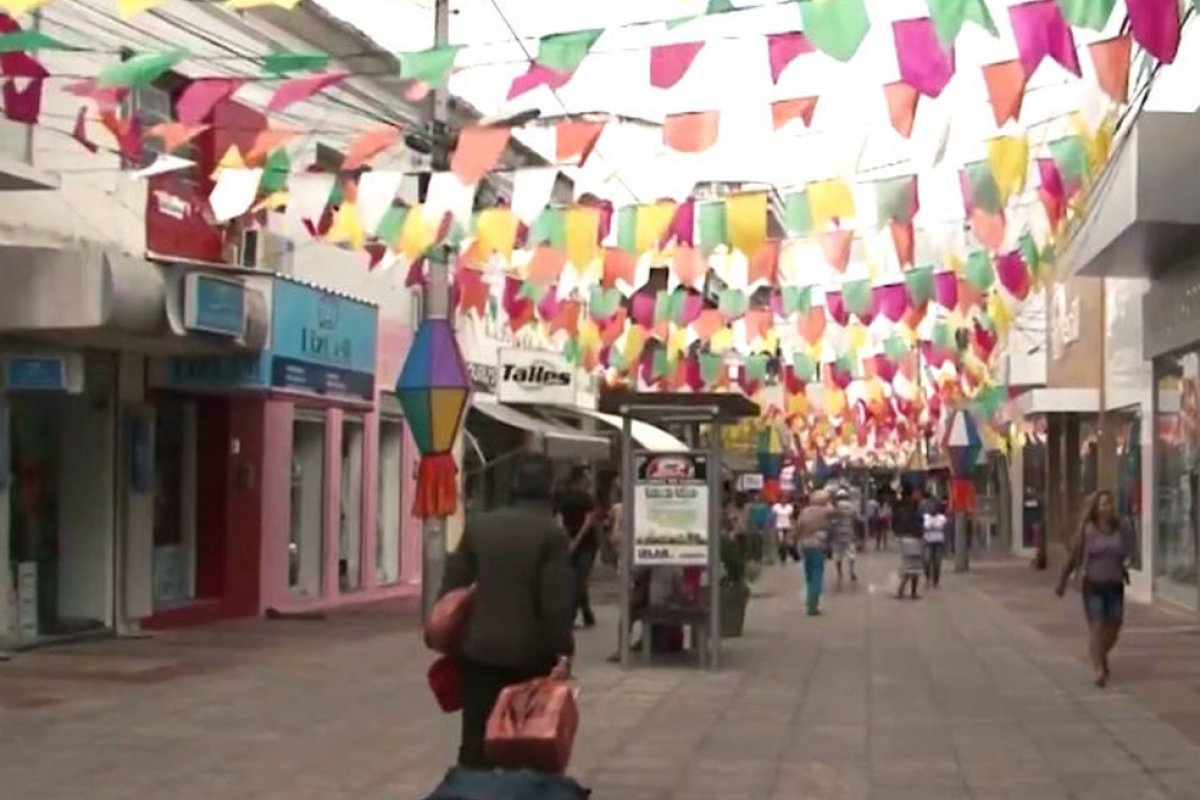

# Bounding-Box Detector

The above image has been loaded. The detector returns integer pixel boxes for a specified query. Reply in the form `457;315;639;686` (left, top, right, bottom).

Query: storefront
151;275;415;622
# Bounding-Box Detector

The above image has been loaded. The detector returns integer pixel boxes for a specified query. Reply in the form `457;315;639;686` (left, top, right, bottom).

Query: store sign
468;361;497;393
1050;284;1080;361
269;280;378;401
2;353;83;392
184;272;246;338
633;453;710;566
496;348;574;405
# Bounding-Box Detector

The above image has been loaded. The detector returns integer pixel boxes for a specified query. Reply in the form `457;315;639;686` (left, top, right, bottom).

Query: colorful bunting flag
650;41;704;89
771;96;819;130
883;81;919;139
766;32;814;83
400;45;461;87
981;59;1026;126
893;17;956;98
799;0;870;62
97;50;186;88
537;29;603;73
663;110;720;152
1008;0;1081;78
925;0;998;42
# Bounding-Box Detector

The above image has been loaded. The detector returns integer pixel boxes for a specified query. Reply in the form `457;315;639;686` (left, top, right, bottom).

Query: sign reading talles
496;347;575;405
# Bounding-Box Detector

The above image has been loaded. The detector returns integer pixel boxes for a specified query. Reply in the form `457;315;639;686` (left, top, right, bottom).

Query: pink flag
678;291;704;325
824;291;849;326
767;32;813;83
1128;0;1180;64
631;291;656;327
872;283;909;322
1037;157;1066;225
892;17;956;98
650;42;705;89
2;77;42;124
537;288;561;323
934;271;958;309
266;72;347;113
176;78;244;125
507;63;572;100
666;198;695;247
1008;0;1081;77
995;250;1031;299
64;79;127;110
71;105;97;153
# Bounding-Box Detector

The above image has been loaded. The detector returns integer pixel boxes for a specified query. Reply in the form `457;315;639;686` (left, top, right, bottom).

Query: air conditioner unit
235;227;295;274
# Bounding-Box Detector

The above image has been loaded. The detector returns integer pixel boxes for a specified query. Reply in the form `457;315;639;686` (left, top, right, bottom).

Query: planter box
719;583;750;638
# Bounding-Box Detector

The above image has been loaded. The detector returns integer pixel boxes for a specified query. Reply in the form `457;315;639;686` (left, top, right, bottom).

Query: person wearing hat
830;487;859;584
795;490;835;615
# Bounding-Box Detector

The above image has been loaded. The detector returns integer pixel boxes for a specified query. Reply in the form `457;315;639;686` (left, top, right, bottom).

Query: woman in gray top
1056;490;1130;688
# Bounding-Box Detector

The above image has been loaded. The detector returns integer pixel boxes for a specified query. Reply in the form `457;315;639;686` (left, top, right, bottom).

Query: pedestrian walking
554;466;598;629
438;453;575;769
923;501;948;588
772;496;797;562
1056;490;1131;688
892;483;924;599
830;487;858;584
796;490;834;615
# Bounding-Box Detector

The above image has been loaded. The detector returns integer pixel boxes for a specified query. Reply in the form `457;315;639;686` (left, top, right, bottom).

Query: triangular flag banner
965;250;995;291
842;279;872;318
892;17;956;98
698;201;729;251
986;135;1029;203
785;191;813;236
263;51;331;76
884;81;919;139
400;46;461;87
71;105;97;153
565;206;601;269
1048;136;1090;190
209;168;263;223
650;41;705;89
1126;0;1180;64
800;0;870;62
175;78;244;126
343;125;401;170
875;174;919;224
537;29;603;73
451;125;511;185
555;119;604;165
727;192;768;257
511;168;558;224
771;96;819;130
904;265;935;306
767;32;814;83
820;228;854;272
1008;0;1081;78
1037;158;1067;226
266;71;347;113
1056;0;1116;30
97;50;186;88
982;59;1026;126
995;250;1031;299
507;63;571;100
635;202;676;253
0;29;70;52
925;0;998;43
1089;36;1132;103
663;110;720;152
808;178;855;229
890;222;916;266
960;160;1001;215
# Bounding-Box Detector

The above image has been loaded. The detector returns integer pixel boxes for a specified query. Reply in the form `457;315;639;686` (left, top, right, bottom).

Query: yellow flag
986;291;1013;334
474;207;518;261
787;391;808;417
326;202;365;251
578;319;601;352
761;328;779;354
667;327;688;358
623;325;647;365
826;387;846;417
117;0;166;14
399;205;435;260
986;135;1028;203
726;191;768;258
210;144;246;179
0;0;50;13
635;202;676;255
565;205;600;269
253;191;289;213
847;321;869;352
710;327;735;354
807;178;855;230
943;251;963;275
224;0;301;8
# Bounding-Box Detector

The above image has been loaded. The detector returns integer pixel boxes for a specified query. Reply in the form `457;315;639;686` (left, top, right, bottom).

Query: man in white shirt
772;499;795;562
923;504;948;588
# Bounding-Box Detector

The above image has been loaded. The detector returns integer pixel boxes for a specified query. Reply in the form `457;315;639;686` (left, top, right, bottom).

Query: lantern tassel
949;478;975;514
414;453;459;519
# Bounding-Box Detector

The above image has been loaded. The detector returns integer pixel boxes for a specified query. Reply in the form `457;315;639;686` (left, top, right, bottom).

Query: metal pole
708;420;722;670
619;414;635;670
954;512;969;573
420;0;453;623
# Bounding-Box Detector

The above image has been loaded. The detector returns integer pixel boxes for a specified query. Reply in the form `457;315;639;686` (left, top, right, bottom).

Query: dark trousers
458;659;549;769
572;547;597;626
925;542;944;587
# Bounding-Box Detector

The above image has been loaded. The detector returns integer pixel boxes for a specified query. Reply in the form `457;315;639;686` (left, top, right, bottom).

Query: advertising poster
633;453;710;566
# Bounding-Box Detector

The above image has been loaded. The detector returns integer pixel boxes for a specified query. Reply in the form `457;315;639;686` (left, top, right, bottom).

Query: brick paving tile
8;553;1200;798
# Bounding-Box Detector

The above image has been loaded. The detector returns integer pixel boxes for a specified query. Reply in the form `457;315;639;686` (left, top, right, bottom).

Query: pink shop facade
143;276;420;629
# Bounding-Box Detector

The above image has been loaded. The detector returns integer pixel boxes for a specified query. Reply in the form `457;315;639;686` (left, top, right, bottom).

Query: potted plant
719;535;751;638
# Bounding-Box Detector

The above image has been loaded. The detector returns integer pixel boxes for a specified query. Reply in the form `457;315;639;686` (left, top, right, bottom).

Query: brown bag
424;585;475;655
484;678;579;774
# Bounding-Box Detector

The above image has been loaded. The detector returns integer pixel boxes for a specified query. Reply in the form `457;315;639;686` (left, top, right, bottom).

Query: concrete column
1046;414;1064;550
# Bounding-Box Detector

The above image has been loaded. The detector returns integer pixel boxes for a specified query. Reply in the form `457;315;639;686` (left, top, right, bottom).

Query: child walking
892;483;924;599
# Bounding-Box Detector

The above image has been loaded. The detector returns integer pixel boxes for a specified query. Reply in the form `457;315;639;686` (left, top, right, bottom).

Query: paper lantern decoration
396;318;472;518
942;407;982;512
756;423;787;501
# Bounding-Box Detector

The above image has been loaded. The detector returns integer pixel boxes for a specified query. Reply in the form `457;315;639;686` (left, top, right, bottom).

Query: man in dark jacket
439;453;576;769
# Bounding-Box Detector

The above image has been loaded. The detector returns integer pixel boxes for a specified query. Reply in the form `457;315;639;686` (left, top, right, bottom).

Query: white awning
472;397;610;461
576;409;688;453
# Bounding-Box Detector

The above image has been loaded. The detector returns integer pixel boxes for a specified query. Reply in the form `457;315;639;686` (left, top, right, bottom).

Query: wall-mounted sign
633;453;710;566
468;361;497;393
184;272;247;338
1050;284;1080;361
2;353;84;392
496;348;574;405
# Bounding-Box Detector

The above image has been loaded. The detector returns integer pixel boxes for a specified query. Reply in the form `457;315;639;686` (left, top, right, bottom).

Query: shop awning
472;397;610;461
575;408;689;453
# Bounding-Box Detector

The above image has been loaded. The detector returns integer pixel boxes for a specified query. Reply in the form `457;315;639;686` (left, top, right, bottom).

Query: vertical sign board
184;272;247;338
632;453;710;566
129;417;152;494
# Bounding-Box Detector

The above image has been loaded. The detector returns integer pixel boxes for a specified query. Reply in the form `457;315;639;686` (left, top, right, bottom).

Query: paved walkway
4;553;1200;799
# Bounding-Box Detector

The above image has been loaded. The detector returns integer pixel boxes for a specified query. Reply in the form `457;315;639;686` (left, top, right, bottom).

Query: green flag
375;206;408;242
562;338;582;366
259;148;291;195
784;191;813;236
0;30;71;53
1019;233;1041;281
874;175;917;224
799;0;870;62
263;51;331;76
529;207;566;249
699;352;725;385
718;289;748;318
536;29;602;73
963;161;1001;214
589;286;622;319
706;0;736;13
1055;0;1116;30
97;50;187;88
617;206;639;253
932;321;954;350
399;45;461;87
654;289;673;325
652;347;671;380
697;201;729;251
519;280;548;302
1049;136;1090;186
792;351;817;381
965;250;995;292
842;278;872;317
884;335;910;362
904;265;935;306
925;0;998;43
745;353;770;382
782;285;813;316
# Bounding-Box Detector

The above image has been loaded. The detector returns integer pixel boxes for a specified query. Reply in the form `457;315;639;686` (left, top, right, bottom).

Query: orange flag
969;208;1005;251
1089;36;1132;104
982;59;1026;127
692;308;724;341
748;240;781;284
744;309;773;341
958;278;984;312
883;81;919;139
663;110;720;153
600;309;627;347
343;125;401;170
797;306;826;343
146;122;208;151
672;245;707;285
451;124;511;185
820;228;853;272
555;119;604;165
246;125;302;164
527;244;567;285
889;221;915;266
770;96;818;130
602;246;637;286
